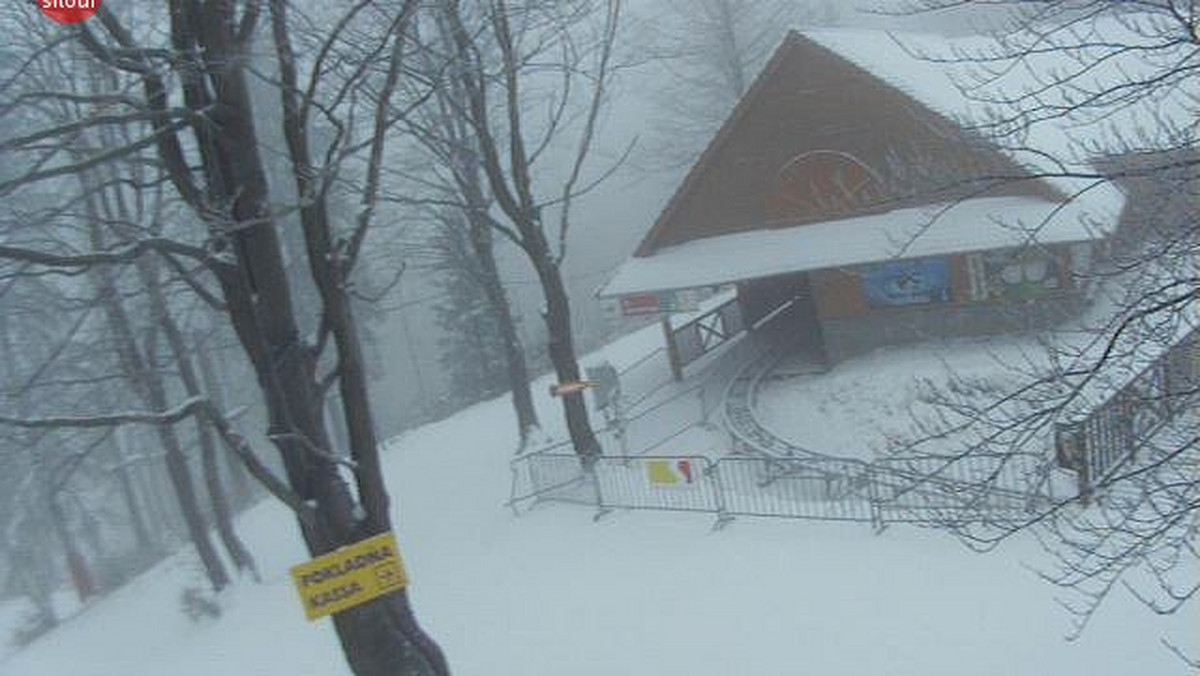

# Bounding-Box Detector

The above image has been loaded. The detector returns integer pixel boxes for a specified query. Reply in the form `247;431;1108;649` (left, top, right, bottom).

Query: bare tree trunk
417;28;541;444
74;138;231;590
155;4;449;672
198;418;259;579
12;1;455;670
435;0;612;461
89;250;229;592
210;161;447;673
107;433;156;556
0;317;70;621
533;253;602;461
468;216;539;445
112;372;227;591
143;438;184;543
161;418;232;590
194;338;254;509
141;271;259;579
47;493;96;603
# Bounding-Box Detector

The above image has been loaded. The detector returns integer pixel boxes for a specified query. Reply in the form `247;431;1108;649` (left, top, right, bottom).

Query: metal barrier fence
594;456;724;518
871;454;1045;526
508;446;597;509
715;456;881;528
520;305;1054;531
508;450;1047;531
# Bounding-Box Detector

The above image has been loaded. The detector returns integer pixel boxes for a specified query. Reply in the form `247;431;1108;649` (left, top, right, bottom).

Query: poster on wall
969;250;1062;301
862;259;951;308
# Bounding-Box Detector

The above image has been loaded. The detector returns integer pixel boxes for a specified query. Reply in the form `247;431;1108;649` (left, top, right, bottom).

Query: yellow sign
646;458;698;487
290;532;408;621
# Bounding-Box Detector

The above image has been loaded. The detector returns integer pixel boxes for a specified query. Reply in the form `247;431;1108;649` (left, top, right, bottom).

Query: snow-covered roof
601;195;1106;297
601;15;1197;297
804;23;1193;200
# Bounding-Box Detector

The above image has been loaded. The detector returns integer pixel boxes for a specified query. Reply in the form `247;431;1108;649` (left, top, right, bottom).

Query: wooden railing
666;296;746;379
1055;327;1198;499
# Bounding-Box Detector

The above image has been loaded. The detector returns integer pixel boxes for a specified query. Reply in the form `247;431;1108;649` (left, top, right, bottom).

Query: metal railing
871;452;1047;525
508;450;1046;531
516;298;1055;532
594;455;725;518
715;456;881;528
1055;326;1199;495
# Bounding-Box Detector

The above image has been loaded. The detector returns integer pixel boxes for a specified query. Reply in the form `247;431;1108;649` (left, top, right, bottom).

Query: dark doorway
737;273;826;356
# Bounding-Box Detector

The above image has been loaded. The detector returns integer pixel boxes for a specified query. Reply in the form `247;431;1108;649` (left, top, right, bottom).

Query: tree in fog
0;12;255;599
421;0;625;461
0;2;449;674
640;0;840;165
427;212;522;412
0;278;104;630
397;34;543;444
0;41;182;623
880;0;1197;659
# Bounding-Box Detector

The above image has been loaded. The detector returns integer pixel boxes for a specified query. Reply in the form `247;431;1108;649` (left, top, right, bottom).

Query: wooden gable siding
1096;148;1196;248
811;268;870;319
636;33;1061;256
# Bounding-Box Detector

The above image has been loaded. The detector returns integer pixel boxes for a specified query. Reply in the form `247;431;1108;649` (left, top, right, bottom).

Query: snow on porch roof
599;194;1116;297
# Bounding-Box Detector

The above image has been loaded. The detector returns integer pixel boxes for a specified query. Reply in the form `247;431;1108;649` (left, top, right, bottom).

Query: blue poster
862;259;951;307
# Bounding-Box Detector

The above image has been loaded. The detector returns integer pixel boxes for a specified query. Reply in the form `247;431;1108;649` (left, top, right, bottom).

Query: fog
1;1;1195;674
366;0;1017;435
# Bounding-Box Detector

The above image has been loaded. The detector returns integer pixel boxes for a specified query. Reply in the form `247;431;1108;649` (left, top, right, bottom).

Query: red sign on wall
619;294;663;316
618;290;700;316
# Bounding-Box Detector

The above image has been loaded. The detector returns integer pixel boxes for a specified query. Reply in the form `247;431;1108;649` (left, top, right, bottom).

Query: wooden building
601;30;1124;363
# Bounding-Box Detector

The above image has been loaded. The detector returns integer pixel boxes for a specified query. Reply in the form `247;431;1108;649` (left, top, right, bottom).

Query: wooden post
662;315;683;382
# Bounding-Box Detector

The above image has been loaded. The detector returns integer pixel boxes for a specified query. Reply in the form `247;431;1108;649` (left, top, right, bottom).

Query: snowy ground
756;336;1050;462
3;325;1195;676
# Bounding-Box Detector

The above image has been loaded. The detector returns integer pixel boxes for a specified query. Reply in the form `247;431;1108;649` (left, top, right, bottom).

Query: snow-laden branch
0;395;209;429
0;396;317;527
0;237;229;277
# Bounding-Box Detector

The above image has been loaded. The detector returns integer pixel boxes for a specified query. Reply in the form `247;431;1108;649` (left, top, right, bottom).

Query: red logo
619;294;662;316
40;0;102;25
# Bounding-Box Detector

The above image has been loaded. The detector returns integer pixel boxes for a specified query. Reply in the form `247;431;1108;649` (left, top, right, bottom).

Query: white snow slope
3;328;1195;675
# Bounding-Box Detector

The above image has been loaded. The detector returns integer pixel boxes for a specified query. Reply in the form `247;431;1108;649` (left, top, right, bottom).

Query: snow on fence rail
508;450;1047;531
1054;326;1199;497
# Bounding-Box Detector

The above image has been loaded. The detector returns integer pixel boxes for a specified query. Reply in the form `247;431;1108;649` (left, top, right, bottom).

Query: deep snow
755;336;1052;462
3;324;1195;676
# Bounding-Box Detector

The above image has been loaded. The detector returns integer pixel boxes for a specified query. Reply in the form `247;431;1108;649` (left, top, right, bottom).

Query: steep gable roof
633;30;1064;257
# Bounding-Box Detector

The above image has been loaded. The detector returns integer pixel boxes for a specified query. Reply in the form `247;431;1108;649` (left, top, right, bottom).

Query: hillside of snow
3;326;1195;676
